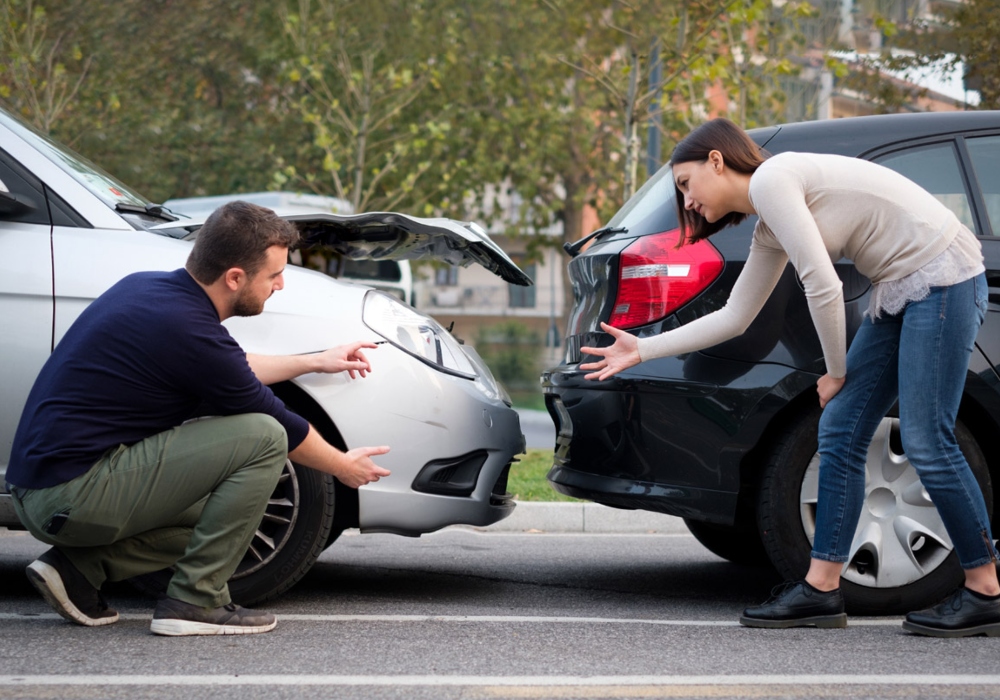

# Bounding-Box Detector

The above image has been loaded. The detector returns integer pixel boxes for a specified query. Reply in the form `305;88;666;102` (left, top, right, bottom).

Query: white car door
0;147;53;478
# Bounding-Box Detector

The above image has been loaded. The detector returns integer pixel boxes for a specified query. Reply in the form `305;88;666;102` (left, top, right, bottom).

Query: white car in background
165;191;417;306
0;105;530;603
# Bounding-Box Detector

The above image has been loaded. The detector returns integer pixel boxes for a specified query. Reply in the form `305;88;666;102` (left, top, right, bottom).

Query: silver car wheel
232;459;300;578
798;417;953;588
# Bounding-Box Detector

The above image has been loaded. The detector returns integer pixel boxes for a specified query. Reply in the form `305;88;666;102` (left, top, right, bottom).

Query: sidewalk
479;501;689;534
505;409;689;534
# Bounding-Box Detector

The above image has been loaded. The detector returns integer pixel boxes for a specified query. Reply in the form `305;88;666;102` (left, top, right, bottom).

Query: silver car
0;105;529;603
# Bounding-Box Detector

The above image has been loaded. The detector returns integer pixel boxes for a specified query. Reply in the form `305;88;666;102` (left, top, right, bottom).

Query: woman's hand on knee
817;374;846;409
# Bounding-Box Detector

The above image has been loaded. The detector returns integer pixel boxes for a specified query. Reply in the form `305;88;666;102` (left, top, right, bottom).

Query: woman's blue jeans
812;272;998;570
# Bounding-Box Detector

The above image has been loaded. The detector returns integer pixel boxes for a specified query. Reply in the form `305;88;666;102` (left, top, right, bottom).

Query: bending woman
581;117;1000;637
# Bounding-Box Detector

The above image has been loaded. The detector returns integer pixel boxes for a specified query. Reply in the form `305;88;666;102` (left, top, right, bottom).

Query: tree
1;0;302;202
948;0;1000;109
0;0;94;133
817;0;995;114
3;0;811;235
426;0;810;242
275;0;459;213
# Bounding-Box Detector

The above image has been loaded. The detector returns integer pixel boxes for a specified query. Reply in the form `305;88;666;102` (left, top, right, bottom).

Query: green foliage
508;389;545;412
1;0;812;226
275;0;458;212
0;0;304;201
950;0;1000;109
474;320;541;391
0;0;93;133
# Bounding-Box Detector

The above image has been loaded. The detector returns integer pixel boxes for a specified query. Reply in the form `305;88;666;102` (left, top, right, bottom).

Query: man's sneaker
740;580;847;629
903;587;1000;638
150;596;277;636
26;548;119;627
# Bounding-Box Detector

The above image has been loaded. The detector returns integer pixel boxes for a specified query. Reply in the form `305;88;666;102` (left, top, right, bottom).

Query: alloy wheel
232;459;300;578
798;417;953;588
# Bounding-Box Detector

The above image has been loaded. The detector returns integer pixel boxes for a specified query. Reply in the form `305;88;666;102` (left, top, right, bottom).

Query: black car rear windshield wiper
563;225;628;258
115;202;179;222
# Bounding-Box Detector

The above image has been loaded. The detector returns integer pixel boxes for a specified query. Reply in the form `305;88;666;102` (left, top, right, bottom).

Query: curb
478;501;689;534
509;409;688;534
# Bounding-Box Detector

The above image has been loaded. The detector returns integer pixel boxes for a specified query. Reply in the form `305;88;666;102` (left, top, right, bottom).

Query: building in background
782;0;975;120
413;183;600;392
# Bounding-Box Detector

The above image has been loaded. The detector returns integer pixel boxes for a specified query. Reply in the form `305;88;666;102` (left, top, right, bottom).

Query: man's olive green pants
11;414;287;608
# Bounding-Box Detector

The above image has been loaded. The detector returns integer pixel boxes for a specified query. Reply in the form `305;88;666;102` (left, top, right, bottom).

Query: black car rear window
606;163;679;237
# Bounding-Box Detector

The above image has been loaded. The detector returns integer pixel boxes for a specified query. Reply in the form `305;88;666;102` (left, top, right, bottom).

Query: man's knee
241;413;287;445
211;414;288;476
243;414;289;466
225;412;284;446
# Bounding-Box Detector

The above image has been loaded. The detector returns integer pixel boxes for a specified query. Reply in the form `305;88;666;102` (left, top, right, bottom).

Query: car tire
227;458;337;605
757;406;992;616
684;517;770;566
129;457;336;606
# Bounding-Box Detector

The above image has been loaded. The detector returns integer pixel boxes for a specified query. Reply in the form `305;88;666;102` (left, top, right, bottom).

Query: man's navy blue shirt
8;269;310;489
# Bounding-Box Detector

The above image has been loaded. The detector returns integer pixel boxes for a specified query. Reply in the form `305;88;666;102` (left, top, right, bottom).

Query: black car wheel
684;517;770;566
227;458;336;605
757;407;992;615
130;457;337;606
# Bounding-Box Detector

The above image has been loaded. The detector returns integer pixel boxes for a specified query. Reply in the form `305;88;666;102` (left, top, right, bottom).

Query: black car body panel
543;111;1000;526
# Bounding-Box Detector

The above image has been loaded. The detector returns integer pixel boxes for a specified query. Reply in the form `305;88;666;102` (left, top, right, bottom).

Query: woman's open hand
579;322;641;380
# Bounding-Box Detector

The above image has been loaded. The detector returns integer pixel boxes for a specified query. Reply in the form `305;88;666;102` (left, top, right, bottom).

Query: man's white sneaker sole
26;560;119;627
150;617;278;636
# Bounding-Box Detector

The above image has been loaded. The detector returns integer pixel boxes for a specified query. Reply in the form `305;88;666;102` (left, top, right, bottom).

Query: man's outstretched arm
289;425;391;488
247;341;377;385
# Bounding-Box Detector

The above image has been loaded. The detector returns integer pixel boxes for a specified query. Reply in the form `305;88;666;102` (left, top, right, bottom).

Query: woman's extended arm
581;240;788;380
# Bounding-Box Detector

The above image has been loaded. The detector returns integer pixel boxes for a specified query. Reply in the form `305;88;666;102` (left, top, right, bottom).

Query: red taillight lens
608;229;724;329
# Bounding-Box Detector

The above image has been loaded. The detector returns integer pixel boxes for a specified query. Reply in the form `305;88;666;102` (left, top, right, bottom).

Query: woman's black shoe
740;580;847;629
903;588;1000;638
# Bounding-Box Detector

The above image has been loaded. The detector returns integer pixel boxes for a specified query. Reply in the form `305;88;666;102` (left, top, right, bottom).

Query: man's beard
232;288;266;317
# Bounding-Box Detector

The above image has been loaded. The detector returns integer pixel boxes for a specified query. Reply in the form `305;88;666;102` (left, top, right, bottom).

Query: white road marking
0;674;998;687
0;612;905;625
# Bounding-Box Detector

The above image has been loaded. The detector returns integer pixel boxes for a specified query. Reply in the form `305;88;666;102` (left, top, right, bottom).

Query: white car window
0;110;147;210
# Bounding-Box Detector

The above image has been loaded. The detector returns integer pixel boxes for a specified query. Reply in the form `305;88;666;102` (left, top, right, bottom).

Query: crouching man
5;201;390;636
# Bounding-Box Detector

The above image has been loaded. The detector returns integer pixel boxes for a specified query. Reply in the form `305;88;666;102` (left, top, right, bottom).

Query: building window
508;262;537;308
434;266;459;286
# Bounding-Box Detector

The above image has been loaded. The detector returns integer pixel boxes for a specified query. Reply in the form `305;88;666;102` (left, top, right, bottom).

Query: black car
542;112;1000;614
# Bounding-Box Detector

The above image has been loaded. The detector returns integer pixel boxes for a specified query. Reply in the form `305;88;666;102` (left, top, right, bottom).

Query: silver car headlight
362;290;472;373
362;291;508;403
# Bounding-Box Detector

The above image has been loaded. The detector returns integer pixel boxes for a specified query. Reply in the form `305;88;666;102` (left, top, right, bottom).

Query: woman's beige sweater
635;151;966;378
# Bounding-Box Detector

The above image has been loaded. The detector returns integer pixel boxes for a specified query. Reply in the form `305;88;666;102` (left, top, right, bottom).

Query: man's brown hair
186;201;300;284
671;118;769;246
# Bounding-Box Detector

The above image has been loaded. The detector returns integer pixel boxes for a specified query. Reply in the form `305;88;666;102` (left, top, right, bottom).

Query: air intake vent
412;450;489;497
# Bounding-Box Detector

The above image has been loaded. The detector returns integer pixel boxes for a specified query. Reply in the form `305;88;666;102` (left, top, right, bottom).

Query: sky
833;51;980;107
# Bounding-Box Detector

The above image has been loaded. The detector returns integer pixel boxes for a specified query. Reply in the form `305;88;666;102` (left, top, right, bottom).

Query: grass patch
508;448;582;502
508;389;546;412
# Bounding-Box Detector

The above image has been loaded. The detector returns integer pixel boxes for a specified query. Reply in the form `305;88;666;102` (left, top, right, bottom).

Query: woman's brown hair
671;118;769;246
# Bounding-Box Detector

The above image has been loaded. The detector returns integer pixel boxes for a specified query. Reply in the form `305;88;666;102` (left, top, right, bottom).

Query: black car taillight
608;229;724;330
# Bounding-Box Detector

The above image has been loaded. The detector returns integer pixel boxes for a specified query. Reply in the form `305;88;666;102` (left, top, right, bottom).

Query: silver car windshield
0;108;149;210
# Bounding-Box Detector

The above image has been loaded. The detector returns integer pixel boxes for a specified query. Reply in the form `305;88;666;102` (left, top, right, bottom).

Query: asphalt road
2;527;999;700
516;408;554;450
